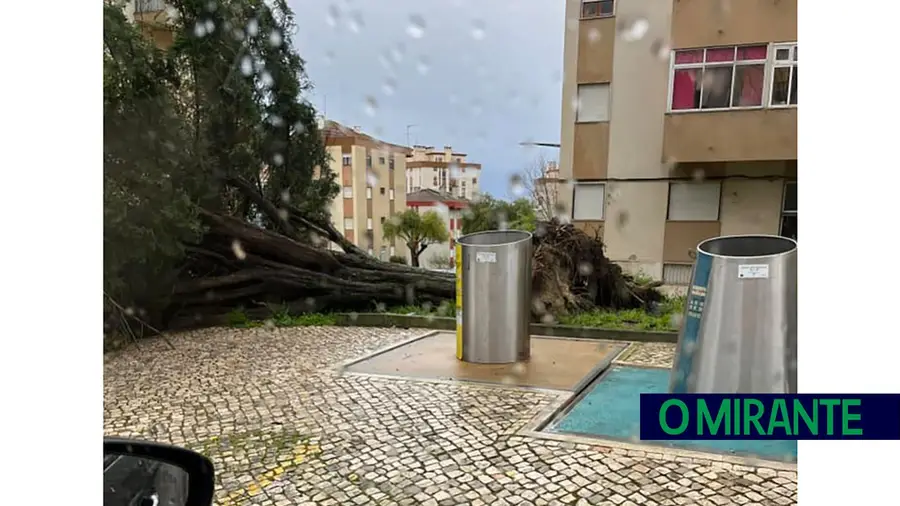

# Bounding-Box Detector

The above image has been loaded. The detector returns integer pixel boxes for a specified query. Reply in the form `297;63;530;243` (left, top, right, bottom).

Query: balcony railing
135;0;166;14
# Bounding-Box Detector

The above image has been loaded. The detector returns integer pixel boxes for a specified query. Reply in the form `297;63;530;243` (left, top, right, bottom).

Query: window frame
342;186;353;199
571;182;607;221
341;154;352;166
768;43;798;108
666;44;772;113
779;181;797;240
580;0;614;20
343;218;353;230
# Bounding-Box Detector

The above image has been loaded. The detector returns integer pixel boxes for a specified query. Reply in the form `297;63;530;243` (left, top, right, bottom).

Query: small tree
462;195;536;235
383;210;450;267
519;155;561;221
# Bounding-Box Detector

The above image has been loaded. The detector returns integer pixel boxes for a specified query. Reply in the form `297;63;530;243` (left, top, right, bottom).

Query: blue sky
288;0;565;198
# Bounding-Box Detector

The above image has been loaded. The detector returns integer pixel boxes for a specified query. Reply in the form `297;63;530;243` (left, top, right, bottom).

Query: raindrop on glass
471;20;486;40
618;18;649;42
390;43;405;63
366;170;379;186
204;19;216;34
416;56;430;75
348;11;364;33
269;30;283;47
407;14;426;39
578;262;594;276
324;50;335;65
382;78;396;96
509;174;525;197
240;56;253;76
375;301;387;312
692;168;706;182
616;210;629;229
541;314;556;324
231;240;247;260
449;163;462;180
511;362;526;376
326;5;340;27
349;312;359;321
553;202;570;224
260;71;274;88
650;39;671;61
587;27;601;43
246;18;259;37
205;0;217;12
280;190;291;203
363;95;378;117
273;153;284;166
193;21;208;38
377;53;391;70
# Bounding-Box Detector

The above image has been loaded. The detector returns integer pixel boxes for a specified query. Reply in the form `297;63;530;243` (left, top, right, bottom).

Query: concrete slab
343;331;627;391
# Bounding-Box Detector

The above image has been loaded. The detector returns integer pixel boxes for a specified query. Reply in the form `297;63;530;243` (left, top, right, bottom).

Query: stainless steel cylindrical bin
670;235;798;394
455;230;532;363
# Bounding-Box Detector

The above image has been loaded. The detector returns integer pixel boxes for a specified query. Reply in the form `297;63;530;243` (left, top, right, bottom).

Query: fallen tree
163;204;662;330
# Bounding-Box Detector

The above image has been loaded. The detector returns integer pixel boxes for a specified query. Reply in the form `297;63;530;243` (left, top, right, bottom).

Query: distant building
532;160;561;220
113;0;176;49
406;189;468;268
322;121;410;259
406;145;481;200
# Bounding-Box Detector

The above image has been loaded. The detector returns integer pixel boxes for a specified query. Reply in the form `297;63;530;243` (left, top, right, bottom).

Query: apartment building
533;160;562;220
406;189;468;269
406;145;481;200
116;0;175;49
559;0;797;287
322;121;410;260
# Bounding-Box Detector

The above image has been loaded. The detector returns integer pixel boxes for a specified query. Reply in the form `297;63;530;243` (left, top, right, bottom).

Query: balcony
134;0;166;14
663;108;796;163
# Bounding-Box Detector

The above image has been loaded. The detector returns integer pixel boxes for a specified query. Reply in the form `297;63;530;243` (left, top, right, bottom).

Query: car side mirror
104;438;215;506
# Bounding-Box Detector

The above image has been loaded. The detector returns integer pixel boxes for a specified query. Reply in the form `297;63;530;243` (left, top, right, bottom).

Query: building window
472;177;477;184
343;186;353;198
669;45;768;111
366;187;372;199
390;246;396;256
366;154;372;168
435;156;443;162
135;0;166;14
576;83;611;123
380;216;386;224
342;154;352;166
456;157;462;163
343;218;353;230
780;182;797;240
379;156;386;164
662;264;693;286
581;0;614;19
572;183;606;220
380;187;386;195
389;157;395;170
366;218;373;230
770;43;798;107
389;189;395;200
433;176;438;185
667;182;721;221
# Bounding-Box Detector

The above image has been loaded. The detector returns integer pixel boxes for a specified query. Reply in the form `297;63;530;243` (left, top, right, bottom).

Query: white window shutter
577;84;611;123
667;182;721;221
573;184;606;220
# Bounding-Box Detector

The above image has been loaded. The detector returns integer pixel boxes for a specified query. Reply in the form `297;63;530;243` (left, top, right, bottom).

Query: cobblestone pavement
614;343;676;369
104;328;797;506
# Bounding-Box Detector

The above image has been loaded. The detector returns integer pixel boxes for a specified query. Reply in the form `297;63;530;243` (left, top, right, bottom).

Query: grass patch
225;296;685;331
558;296;685;331
226;306;338;329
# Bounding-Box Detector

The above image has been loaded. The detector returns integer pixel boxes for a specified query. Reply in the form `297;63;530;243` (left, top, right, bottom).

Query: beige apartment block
559;0;797;287
115;0;176;49
323;121;410;260
406;145;481;200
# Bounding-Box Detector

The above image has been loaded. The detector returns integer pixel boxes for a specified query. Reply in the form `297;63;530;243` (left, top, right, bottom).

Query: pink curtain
735;65;764;106
705;47;734;62
736;45;767;61
672;70;698;110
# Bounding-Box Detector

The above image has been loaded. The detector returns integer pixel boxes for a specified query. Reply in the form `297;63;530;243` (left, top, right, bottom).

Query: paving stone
104;327;797;505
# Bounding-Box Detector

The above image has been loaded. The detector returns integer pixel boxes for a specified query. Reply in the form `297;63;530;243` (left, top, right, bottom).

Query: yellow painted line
218;442;320;506
455;244;463;360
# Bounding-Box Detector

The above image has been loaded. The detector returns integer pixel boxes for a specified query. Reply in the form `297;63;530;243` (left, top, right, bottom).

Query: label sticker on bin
475;251;497;263
738;264;769;279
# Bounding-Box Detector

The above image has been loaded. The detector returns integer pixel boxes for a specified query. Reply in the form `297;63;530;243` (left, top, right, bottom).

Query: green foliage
383;210;450;267
462;195;537;235
558;296;686;331
227;307;338;328
103;0;336;328
388;255;408;265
